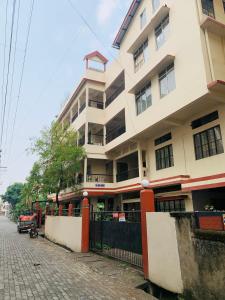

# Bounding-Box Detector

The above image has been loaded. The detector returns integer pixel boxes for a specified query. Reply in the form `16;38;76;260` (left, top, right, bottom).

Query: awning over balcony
128;54;175;93
127;4;170;53
201;16;225;38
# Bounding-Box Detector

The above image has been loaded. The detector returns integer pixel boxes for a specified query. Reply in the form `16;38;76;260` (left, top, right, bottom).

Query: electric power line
0;0;17;162
7;0;35;161
4;0;21;152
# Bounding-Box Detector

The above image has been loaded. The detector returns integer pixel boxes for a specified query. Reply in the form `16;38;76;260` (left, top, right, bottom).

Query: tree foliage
2;183;24;207
31;121;85;206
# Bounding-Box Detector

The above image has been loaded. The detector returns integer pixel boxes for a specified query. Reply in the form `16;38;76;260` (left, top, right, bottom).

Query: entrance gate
90;210;142;268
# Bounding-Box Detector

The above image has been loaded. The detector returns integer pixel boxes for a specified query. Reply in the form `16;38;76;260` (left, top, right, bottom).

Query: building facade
57;0;225;213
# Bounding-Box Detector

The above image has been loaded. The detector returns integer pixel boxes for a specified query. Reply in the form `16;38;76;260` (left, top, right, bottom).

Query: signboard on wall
119;213;126;222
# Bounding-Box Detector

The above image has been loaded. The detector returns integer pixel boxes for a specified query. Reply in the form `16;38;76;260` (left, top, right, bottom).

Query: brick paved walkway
0;217;155;300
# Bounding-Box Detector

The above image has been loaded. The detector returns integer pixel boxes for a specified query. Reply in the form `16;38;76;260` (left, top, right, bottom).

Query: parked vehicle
17;213;37;233
29;222;38;238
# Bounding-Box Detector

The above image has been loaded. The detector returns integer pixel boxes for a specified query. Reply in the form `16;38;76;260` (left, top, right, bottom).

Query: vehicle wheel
18;229;21;234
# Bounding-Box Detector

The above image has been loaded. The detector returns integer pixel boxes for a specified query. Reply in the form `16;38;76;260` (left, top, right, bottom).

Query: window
135;83;152;115
194;125;224;160
155;132;172;146
223;0;225;12
159;64;175;97
152;0;160;13
133;40;149;72
191;111;218;129
201;0;215;18
155;15;169;49
156;144;174;170
140;9;147;29
155;199;185;212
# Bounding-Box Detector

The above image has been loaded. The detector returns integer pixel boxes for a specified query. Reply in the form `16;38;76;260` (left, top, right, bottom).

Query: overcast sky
0;0;132;193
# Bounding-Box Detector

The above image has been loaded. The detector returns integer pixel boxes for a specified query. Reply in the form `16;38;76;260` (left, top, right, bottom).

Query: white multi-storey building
57;0;225;213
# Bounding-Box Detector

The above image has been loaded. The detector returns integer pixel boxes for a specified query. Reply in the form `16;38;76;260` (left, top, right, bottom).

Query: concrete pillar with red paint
59;204;63;216
68;203;74;216
140;180;155;279
81;192;90;253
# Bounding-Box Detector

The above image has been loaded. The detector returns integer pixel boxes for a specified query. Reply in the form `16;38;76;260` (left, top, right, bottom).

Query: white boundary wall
45;216;82;252
146;213;183;294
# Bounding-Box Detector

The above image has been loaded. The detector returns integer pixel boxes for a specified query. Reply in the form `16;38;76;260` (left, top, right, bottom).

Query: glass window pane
152;0;160;12
167;68;176;92
214;126;222;140
160;76;168;97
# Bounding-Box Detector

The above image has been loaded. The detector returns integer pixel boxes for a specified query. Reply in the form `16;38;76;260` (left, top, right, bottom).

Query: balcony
116;152;139;182
79;102;86;114
88;100;104;109
86;174;113;183
88;123;104;146
71;111;78;123
88;88;104;109
78;124;85;146
116;168;139;182
86;159;113;184
201;0;215;18
106;109;126;144
105;71;125;107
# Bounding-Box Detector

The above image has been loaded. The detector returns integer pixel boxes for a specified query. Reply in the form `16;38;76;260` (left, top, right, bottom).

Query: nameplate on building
95;184;105;188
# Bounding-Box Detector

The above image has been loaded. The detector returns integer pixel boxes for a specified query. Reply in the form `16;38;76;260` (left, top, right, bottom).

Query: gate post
140;180;155;279
81;191;90;253
59;204;63;216
68;203;74;216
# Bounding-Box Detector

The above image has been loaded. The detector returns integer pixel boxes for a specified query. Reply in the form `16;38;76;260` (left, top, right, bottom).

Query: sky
0;0;132;194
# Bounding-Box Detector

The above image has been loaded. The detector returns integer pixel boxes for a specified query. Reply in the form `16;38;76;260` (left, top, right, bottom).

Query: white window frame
159;64;176;98
152;0;160;13
135;83;152;115
155;15;170;49
133;40;149;72
140;8;147;29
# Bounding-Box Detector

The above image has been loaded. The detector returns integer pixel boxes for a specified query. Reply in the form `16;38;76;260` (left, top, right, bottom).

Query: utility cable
0;0;17;163
7;0;35;161
4;0;21;153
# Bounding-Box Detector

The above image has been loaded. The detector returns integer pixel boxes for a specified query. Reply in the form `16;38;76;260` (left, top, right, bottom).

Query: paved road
0;217;155;300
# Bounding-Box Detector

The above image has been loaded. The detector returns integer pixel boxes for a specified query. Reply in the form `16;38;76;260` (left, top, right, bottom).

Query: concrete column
86;87;89;107
84;158;87;183
113;160;117;183
59;204;63;216
138;145;143;179
85;123;88;145
68;203;74;216
140;189;155;279
81;197;90;253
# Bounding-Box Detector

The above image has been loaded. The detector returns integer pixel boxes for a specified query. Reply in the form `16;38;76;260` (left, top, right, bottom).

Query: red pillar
68;203;74;216
81;197;90;253
59;204;63;216
140;189;155;279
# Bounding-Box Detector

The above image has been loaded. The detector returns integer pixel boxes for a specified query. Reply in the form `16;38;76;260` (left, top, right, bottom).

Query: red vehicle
17;213;37;233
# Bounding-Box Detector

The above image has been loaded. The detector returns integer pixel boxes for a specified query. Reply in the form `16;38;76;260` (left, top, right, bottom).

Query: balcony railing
106;85;125;107
71;111;78;123
116;168;139;182
79;103;86;114
88;134;104;146
201;0;215;18
106;125;126;144
86;174;113;183
78;135;85;146
88;100;104;109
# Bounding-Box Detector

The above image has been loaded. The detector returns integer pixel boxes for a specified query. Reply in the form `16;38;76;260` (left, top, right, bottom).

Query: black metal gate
90;211;142;268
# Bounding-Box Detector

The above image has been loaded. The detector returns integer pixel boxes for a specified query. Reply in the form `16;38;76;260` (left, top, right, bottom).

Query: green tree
2;183;24;207
21;162;46;207
31;121;85;206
